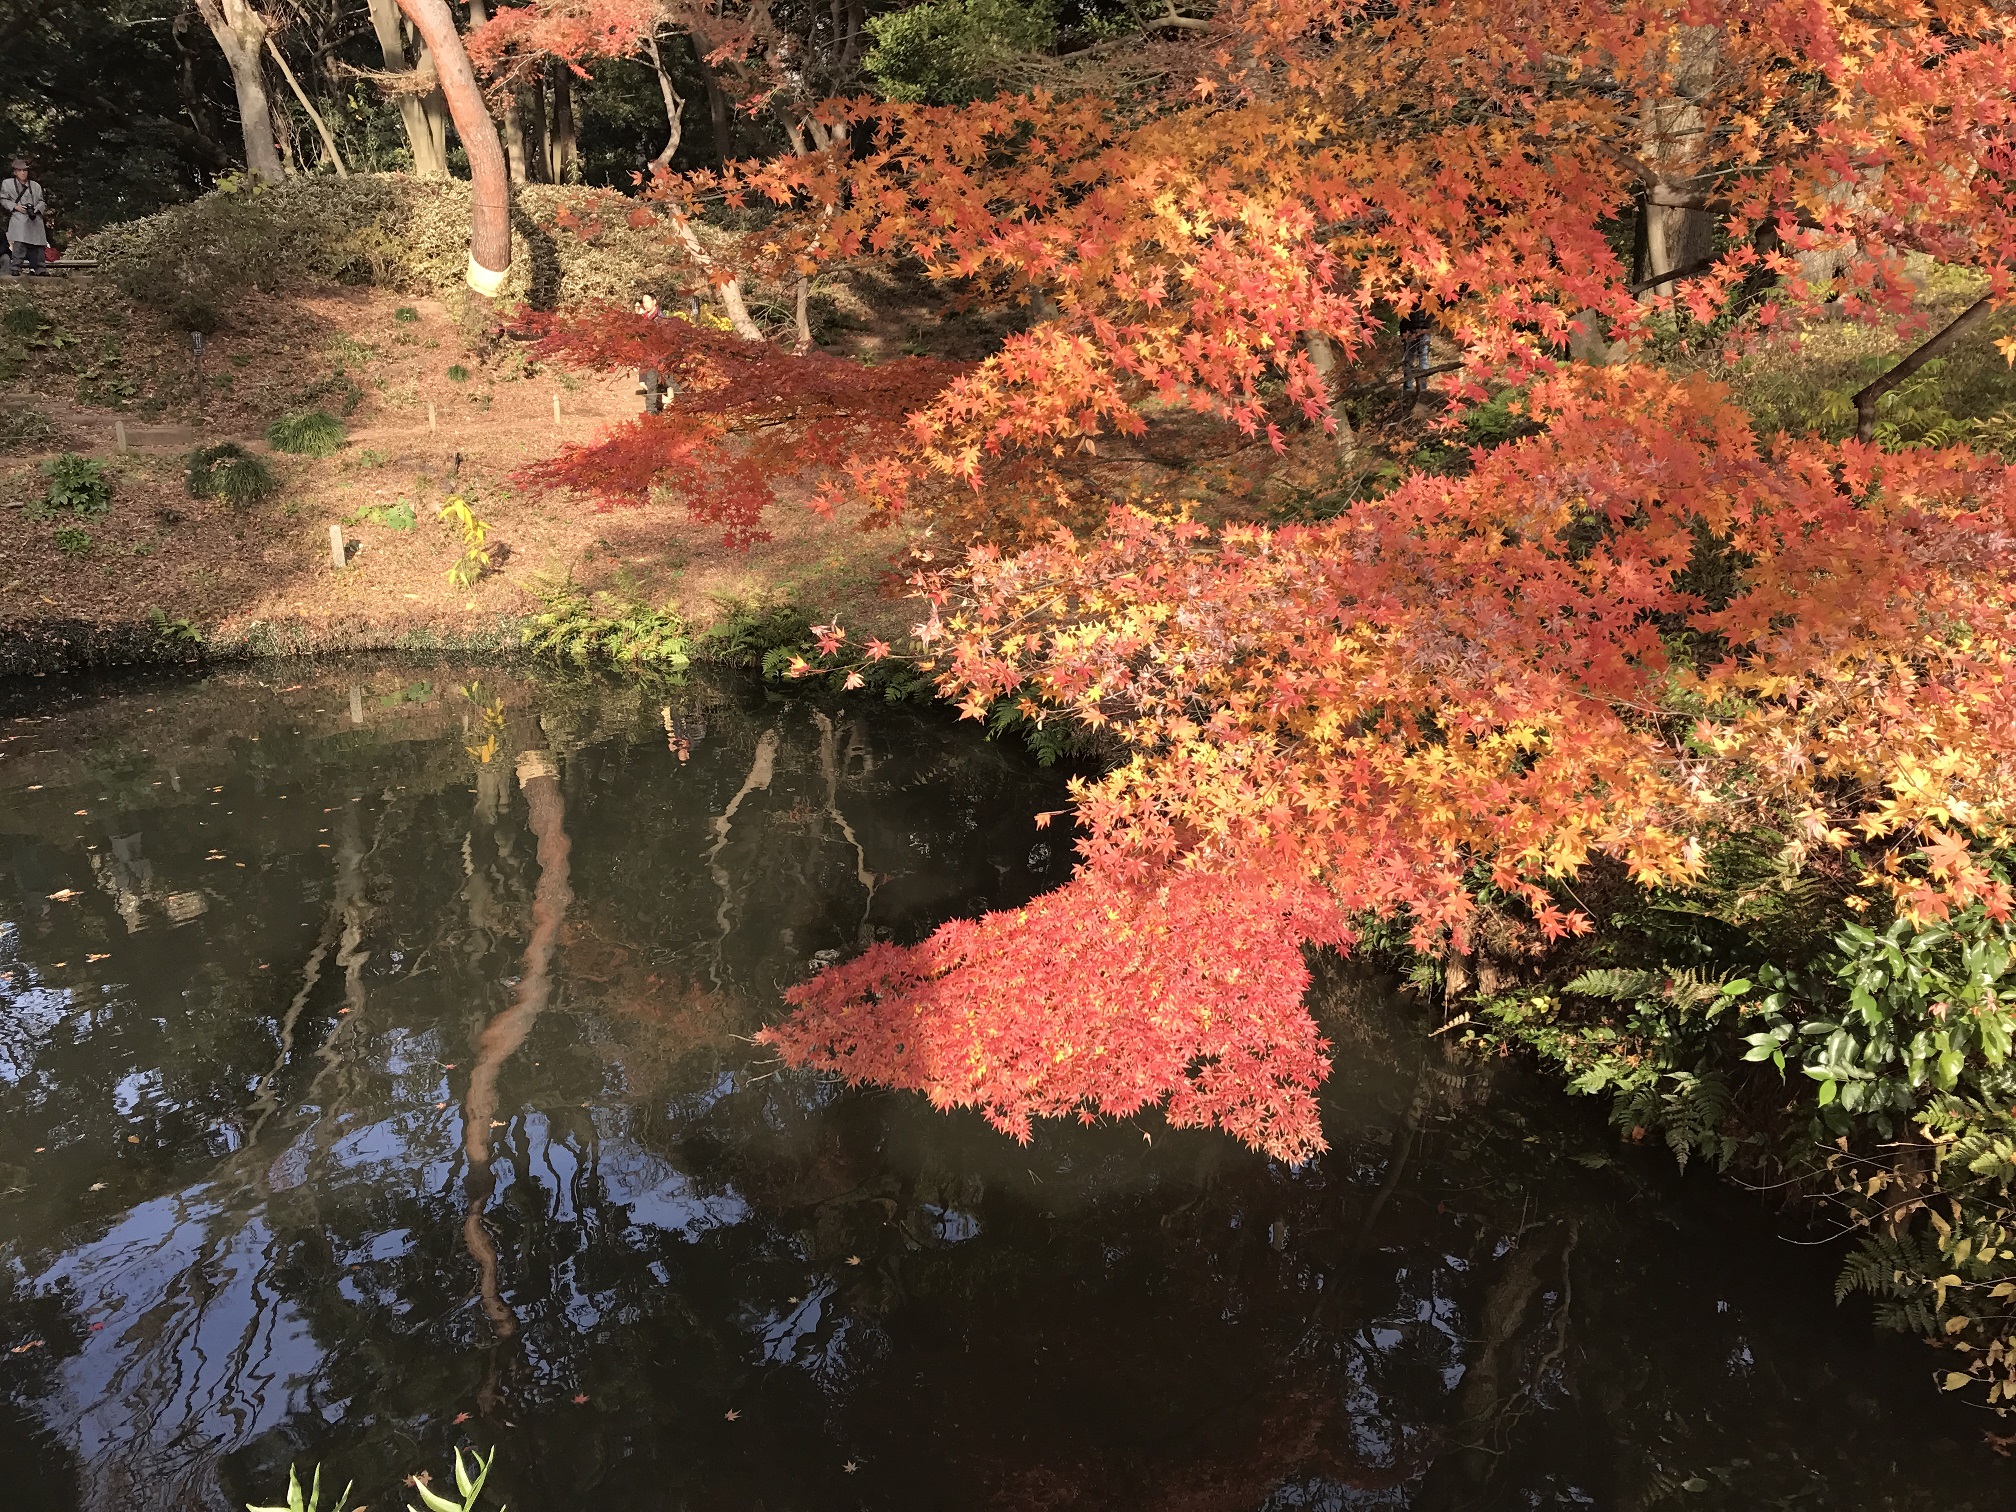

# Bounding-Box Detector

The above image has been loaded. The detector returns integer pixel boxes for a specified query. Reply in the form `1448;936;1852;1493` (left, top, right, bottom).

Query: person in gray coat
2;159;49;275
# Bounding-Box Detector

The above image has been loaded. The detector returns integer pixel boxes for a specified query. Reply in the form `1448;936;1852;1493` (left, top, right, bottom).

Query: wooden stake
428;401;438;432
552;393;562;426
329;523;346;570
114;420;128;453
349;686;365;725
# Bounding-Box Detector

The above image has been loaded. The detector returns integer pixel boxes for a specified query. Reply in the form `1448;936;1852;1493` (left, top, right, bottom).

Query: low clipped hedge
80;176;693;319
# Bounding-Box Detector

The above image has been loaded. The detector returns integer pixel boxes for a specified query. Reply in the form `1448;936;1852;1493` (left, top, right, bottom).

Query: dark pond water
0;660;2008;1511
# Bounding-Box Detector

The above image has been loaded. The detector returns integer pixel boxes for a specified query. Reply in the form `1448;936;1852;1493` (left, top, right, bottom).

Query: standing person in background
1;159;48;276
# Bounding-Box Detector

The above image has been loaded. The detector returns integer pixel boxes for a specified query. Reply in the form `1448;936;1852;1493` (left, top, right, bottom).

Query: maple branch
1852;296;1995;445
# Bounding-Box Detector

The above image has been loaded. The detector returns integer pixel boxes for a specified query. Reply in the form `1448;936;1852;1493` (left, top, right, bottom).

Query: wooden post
114;420;128;453
428;401;438;432
329;523;347;570
349;685;365;725
551;393;562;426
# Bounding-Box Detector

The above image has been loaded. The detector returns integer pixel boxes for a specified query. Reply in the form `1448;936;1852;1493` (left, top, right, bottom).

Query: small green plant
407;1447;502;1512
249;1463;353;1512
352;447;387;468
36;453;111;516
437;496;492;587
0;405;62;454
147;606;201;643
394;305;420;323
697;598;811;668
524;574;691;668
185;442;279;506
1;302;47;339
266;409;346;457
53;526;91;557
446;363;471;383
357;498;417;530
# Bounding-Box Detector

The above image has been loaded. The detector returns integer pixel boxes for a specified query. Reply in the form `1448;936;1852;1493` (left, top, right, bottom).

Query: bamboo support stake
329;524;347;570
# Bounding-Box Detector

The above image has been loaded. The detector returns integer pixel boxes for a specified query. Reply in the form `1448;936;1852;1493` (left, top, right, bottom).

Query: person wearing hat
1;159;49;276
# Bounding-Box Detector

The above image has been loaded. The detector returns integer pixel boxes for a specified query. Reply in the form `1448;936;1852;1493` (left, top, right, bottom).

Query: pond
0;661;2007;1511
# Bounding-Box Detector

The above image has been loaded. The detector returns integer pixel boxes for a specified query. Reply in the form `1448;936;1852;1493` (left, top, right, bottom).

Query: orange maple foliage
490;0;2016;1156
765;371;2016;1159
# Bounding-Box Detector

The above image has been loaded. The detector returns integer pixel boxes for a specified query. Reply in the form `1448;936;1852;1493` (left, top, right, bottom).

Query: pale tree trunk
1640;25;1720;299
267;35;348;175
1304;332;1357;458
395;0;512;316
503;93;530;185
194;0;285;182
364;0;447;177
644;30;684;170
550;59;577;182
670;215;764;340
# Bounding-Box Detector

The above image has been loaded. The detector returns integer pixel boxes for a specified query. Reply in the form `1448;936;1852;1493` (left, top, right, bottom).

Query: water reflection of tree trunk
1416;1221;1575;1511
814;712;879;948
460;739;573;1405
706;729;777;988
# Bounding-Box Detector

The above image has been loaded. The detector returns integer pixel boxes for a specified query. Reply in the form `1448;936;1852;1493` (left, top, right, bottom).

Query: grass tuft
185;442;279;506
265;409;346;457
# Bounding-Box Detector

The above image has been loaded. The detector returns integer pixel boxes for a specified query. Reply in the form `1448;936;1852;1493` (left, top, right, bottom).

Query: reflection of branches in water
459;745;575;1410
705;729;777;990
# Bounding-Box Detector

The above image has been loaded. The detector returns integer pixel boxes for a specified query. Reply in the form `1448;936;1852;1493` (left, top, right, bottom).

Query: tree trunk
644;30;684;170
1639;25;1720;299
272;96;300;175
670;215;764;341
550;59;577;183
1304;332;1358;458
695;44;731;167
193;0;285;182
502;92;530;184
267;35;349;176
526;73;550;182
396;0;512;311
364;0;448;177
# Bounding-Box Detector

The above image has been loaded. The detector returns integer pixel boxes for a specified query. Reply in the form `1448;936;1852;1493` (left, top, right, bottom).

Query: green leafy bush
696;598;811;667
357;498;416;530
185;441;278;505
865;0;1056;103
524;575;691;668
266;409;346;456
1;302;46;338
52;525;91;557
36;453;111;516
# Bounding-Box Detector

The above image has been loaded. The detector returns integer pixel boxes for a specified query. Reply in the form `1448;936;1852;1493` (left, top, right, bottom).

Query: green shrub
524;575;691;668
696;598;811;667
36;453;111;515
53;526;91;557
1;302;46;338
185;441;278;505
266;409;346;456
394;305;419;323
446;363;470;383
